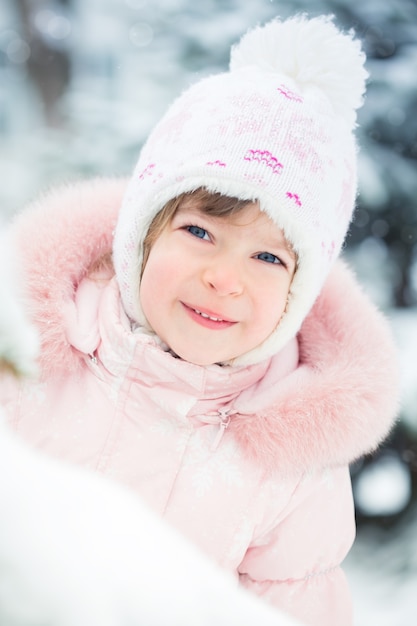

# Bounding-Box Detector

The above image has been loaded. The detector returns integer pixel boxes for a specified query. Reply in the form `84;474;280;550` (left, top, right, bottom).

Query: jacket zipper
211;409;234;451
86;352;106;381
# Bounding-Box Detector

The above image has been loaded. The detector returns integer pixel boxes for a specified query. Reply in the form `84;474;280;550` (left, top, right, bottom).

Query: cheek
140;252;166;314
139;245;181;313
254;281;289;336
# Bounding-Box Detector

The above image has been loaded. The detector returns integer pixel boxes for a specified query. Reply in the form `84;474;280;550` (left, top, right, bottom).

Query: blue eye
256;252;281;265
187;225;209;240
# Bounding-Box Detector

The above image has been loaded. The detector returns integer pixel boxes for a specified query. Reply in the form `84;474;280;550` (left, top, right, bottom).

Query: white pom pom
230;14;368;128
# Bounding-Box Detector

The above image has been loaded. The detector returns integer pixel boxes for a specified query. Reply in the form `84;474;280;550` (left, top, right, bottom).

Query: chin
181;355;220;367
175;349;229;367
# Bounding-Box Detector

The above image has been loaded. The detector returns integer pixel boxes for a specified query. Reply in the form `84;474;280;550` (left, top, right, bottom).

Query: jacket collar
98;278;275;401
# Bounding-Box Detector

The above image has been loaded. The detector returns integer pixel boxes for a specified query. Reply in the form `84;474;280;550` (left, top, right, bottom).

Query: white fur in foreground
0;417;303;626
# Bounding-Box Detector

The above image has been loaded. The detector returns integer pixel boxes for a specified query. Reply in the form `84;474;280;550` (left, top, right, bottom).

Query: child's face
139;201;296;365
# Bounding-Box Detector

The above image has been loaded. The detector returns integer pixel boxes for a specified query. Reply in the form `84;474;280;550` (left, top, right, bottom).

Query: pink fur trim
11;178;127;376
231;263;400;474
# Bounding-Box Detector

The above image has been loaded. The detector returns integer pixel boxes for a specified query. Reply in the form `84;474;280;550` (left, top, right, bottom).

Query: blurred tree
348;2;417;308
14;0;73;126
326;0;417;522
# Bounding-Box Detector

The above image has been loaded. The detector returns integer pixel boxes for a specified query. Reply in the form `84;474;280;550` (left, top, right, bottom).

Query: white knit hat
113;14;368;366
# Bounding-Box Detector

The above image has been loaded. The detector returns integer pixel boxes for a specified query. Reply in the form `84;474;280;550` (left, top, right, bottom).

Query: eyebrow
261;233;296;259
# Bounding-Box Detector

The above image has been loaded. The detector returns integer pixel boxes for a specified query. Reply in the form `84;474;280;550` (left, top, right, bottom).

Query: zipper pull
211;409;232;451
88;352;98;365
86;351;105;381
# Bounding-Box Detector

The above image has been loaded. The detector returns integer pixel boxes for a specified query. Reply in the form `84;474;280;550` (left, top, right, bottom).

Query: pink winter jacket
2;179;399;626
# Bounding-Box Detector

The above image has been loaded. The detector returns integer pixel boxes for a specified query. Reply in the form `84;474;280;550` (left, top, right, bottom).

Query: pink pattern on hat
150;109;193;145
244;149;283;174
207;94;270;138
206;160;226;167
137;163;164;185
277;84;303;102
322;240;336;260
286;192;302;206
209;116;263;138
138;164;155;180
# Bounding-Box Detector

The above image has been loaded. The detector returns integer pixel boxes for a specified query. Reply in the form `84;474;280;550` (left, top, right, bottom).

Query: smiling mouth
182;303;236;327
193;308;225;322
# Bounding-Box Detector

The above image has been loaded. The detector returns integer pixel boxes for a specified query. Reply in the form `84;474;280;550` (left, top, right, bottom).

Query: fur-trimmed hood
11;178;400;475
232;264;400;473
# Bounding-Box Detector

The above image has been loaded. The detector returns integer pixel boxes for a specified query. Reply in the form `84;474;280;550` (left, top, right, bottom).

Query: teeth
194;309;223;322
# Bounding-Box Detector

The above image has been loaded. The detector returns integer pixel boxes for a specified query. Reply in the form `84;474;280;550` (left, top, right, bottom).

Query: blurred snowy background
0;0;416;624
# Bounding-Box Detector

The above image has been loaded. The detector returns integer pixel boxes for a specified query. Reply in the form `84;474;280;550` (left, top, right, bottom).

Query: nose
203;256;244;296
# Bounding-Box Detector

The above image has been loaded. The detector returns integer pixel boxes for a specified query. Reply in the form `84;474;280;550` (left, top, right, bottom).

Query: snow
353;453;412;517
345;513;417;626
390;308;417;433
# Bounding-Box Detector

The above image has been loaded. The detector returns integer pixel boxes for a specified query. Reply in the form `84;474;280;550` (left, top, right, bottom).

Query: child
2;15;400;626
